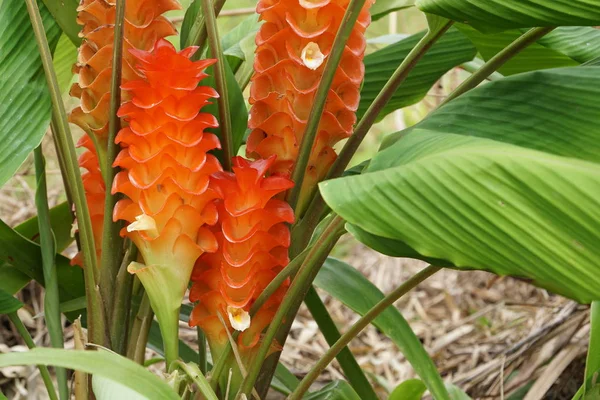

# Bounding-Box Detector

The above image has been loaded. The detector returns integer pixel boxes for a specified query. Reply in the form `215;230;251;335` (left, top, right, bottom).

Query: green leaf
40;0;80;46
359;28;476;121
15;202;73;253
271;363;300;395
536;27;600;64
456;25;579;76
321;129;600;303
0;0;61;188
389;379;427;400
382;67;600;163
346;224;453;267
371;0;414;20
304;381;361;400
0;219;84;300
416;0;600;31
53;33;77;93
314;258;449;400
92;375;150;400
221;15;261;68
0;348;179;400
447;384;472;400
0;287;23;314
204;62;247;158
0;263;31;295
180;0;202;49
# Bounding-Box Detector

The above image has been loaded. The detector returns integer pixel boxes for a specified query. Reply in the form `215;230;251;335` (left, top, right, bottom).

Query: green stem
33;146;68;400
186;0;226;52
127;294;154;364
24;0;105;345
440;27;554;106
201;0;233;170
209;249;308;389
304;287;377;399
110;243;137;355
286;0;367;213
584;301;600;392
7;313;58;400
294;21;454;246
197;327;207;374
289;265;442;399
99;0;126;316
238;216;346;397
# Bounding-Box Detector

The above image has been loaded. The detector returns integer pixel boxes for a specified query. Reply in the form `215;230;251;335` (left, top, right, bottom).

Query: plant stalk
8;312;59;400
33;145;68;400
238;216;346;397
584;301;600;392
99;0;126;316
440;27;554;106
110;243;137;355
127;293;154;364
24;0;105;345
304;287;378;399
201;0;234;171
294;21;454;247
286;0;367;213
201;0;233;171
289;265;442;399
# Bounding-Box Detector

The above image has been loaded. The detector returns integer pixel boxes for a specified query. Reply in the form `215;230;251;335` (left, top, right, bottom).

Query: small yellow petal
127;214;158;237
301;42;325;70
227;306;251;332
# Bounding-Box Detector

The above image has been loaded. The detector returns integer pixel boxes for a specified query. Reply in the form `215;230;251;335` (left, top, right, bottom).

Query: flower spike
113;39;221;365
189;156;294;366
248;0;374;213
70;0;181;267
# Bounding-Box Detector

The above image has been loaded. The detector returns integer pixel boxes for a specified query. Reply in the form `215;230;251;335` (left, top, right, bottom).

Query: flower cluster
247;0;373;213
189;157;294;358
112;40;221;350
70;0;180;265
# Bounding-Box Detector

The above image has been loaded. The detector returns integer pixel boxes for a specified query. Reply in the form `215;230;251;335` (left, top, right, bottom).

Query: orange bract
247;0;373;213
112;39;221;299
70;0;180;266
189;156;294;356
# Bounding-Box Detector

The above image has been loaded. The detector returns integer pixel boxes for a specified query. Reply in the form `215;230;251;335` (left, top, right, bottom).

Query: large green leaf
416;0;600;31
220;15;261;72
15;202;73;252
382;67;600;163
315;258;449;400
359;28;476;121
0;348;179;400
0;0;61;188
41;0;80;46
0;219;84;299
371;0;414;21
321;129;600;303
0;264;31;295
456;26;579;76
0;287;23;314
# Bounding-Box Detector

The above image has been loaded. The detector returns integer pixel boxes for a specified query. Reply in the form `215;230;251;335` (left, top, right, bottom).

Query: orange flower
247;0;373;214
189;156;294;360
112;39;221;364
69;0;180;266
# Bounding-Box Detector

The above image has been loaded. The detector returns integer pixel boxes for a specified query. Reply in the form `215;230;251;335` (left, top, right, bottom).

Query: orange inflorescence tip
70;0;180;267
113;39;221;302
189;156;294;355
248;0;373;213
